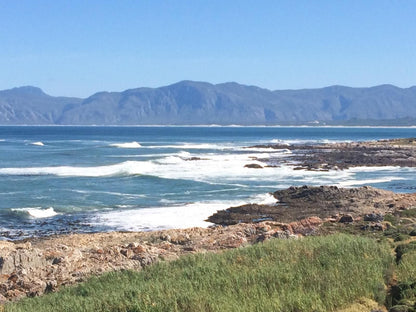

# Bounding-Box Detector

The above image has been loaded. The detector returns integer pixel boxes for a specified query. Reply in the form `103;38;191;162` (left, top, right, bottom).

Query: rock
0;293;7;303
160;234;171;242
170;233;191;245
132;254;157;267
208;186;407;226
120;249;133;258
251;138;416;170
45;280;57;293
244;163;263;169
214;232;248;248
185;157;203;161
364;213;384;222
338;215;354;223
132;245;146;254
361;223;386;231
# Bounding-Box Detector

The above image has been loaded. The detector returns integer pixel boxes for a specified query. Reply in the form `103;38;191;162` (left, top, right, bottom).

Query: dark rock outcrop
250;138;416;170
207;186;416;226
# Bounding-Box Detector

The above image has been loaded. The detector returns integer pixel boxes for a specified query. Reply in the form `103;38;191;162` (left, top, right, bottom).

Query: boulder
338;215;354;223
244;163;263;169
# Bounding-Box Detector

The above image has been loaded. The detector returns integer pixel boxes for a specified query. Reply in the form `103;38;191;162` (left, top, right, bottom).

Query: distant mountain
1;81;416;125
0;86;82;125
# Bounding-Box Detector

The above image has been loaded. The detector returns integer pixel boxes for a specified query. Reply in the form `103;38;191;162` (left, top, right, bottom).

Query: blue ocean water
1;126;416;239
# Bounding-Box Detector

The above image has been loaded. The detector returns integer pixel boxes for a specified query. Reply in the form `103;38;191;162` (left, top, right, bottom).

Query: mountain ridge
1;81;416;125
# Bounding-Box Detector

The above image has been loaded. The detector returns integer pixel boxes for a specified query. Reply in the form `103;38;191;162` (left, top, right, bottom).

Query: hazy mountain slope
0;86;82;125
1;82;415;125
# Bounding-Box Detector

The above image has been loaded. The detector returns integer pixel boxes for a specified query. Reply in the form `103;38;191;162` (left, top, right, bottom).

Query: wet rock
208;186;408;226
250;138;416;170
244;163;263;169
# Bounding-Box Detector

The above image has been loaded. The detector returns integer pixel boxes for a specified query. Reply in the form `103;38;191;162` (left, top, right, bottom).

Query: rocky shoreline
2;185;416;303
0;217;315;303
207;185;416;225
248;137;416;170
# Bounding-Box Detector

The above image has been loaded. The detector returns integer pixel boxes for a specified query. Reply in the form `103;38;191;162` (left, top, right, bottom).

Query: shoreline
2;184;416;303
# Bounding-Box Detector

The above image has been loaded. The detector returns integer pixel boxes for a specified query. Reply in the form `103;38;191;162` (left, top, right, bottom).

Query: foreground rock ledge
207;185;416;225
0;219;316;302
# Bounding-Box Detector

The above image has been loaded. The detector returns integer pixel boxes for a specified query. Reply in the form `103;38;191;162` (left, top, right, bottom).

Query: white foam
72;189;147;198
0;161;154;177
110;141;142;148
91;199;247;231
11;207;58;218
337;177;405;187
252;193;278;205
31;141;44;146
270;139;290;146
0;149;353;187
90;191;287;231
346;166;401;172
242;147;292;154
145;143;233;150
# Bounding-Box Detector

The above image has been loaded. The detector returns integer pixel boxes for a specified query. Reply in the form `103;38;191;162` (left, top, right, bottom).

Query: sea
1;126;416;240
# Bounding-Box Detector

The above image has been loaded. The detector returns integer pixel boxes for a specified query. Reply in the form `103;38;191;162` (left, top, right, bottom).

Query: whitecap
0;160;154;177
31;141;44;146
144;143;231;150
11;207;58;218
110;141;141;148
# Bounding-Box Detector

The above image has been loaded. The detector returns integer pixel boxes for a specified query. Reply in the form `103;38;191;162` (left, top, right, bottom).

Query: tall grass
397;250;416;283
5;234;392;312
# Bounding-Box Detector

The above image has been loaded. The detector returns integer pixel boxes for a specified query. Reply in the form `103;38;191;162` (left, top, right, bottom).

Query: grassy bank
5;234;392;312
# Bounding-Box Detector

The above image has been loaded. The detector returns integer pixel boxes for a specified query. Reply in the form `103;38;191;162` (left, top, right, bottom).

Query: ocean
1;126;416;240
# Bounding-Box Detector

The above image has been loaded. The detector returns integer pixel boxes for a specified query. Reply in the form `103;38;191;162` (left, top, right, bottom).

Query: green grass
397;250;416;283
5;234;393;312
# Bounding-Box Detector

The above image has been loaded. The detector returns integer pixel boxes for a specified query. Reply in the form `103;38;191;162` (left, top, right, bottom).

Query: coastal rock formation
207;186;416;225
249;138;416;170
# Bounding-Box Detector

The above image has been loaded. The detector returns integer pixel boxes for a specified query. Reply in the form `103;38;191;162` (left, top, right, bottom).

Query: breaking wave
110;141;142;148
10;207;58;218
31;141;44;146
0;161;152;177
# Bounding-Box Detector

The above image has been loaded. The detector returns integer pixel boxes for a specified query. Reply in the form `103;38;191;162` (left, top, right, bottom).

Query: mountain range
1;81;416;125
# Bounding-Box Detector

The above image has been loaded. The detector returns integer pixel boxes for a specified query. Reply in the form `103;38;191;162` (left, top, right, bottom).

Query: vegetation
5;234;392;312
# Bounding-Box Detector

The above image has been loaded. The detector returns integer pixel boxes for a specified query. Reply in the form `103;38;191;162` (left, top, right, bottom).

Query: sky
0;1;415;97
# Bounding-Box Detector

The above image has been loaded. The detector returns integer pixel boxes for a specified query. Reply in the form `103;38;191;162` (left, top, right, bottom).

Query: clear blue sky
0;1;415;97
